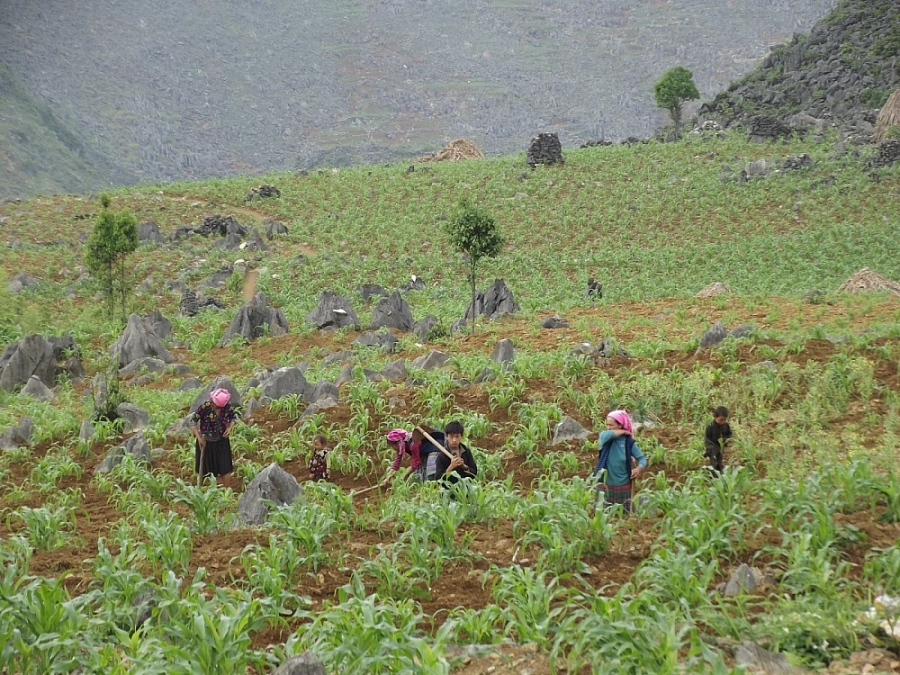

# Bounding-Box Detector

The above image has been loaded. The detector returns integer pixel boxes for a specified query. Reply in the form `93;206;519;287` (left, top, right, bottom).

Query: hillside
0;0;834;196
0;134;899;672
700;0;900;135
0;60;108;198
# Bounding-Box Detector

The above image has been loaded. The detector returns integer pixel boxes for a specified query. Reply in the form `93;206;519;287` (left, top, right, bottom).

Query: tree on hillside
85;194;138;325
654;66;700;135
444;200;505;334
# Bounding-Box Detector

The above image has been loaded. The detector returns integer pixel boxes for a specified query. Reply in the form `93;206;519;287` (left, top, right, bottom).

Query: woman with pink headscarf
379;428;423;487
592;410;647;512
191;387;239;486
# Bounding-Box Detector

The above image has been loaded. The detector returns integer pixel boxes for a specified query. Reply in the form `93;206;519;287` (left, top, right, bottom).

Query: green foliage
654;66;700;131
443;199;505;332
84;196;138;324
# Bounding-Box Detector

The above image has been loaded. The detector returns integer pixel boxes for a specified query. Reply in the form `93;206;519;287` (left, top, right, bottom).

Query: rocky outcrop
698;0;900;137
527;132;564;166
0;333;82;392
464;279;520;322
305;292;361;331
219;292;289;345
237;463;303;525
96;432;152;473
114;314;174;368
370;290;414;332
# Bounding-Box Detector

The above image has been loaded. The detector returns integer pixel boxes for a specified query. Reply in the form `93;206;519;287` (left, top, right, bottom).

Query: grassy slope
0;135;899;673
0;61;108;199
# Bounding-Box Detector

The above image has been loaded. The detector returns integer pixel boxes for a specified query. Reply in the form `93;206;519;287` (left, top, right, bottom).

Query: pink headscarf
607;410;634;435
386;429;410;443
210;388;231;407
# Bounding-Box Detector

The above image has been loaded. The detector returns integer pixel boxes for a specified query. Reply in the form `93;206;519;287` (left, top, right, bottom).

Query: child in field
704;406;732;475
433;421;477;484
593;410;647;512
380;428;423;487
308;433;331;481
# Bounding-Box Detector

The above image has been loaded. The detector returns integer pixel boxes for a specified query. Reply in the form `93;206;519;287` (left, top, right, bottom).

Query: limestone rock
260;367;311;403
79;420;95;442
179;377;203;391
552;417;590;445
0;417;33;450
381;359;407;380
270;652;326;675
322;350;352;365
120;357;168;376
238;463;304;525
219;292;289;345
527;132;564;166
729;325;757;339
354;330;399;354
541;314;569;329
734;642;805;675
117;403;150;431
137;221;164;244
358;283;388;302
309;380;339;403
114;314;174;368
370;290;414;332
412;350;449;370
464;279;520;322
413;315;441;343
96;432;152;473
402;275;426;292
491;338;515;370
0;334;60;392
143;310;173;341
7;272;40;294
724;563;759;597
264;219;288;239
21;375;55;401
697;321;728;352
305;292;361;331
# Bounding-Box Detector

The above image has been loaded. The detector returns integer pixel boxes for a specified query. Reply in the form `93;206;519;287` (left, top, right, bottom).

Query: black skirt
195;437;234;477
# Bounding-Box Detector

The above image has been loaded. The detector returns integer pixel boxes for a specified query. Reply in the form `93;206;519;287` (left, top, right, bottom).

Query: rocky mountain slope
0;61;108;198
0;0;833;197
699;0;899;136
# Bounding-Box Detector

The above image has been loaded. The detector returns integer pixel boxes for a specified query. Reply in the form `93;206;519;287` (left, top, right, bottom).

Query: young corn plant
10;505;78;550
170;480;237;534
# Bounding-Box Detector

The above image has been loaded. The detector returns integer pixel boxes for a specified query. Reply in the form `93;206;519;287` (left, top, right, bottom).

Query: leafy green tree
85;194;138;325
444;199;505;333
654;66;700;134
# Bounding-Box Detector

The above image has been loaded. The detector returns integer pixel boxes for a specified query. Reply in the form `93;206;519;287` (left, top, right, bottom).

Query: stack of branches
837;268;900;297
874;89;900;143
417;139;485;163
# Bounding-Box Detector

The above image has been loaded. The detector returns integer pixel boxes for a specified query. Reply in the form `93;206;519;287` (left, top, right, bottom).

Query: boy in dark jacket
433;420;477;484
704;406;732;475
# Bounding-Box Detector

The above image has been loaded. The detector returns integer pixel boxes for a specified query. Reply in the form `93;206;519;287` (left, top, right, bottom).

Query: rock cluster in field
463;278;520;322
526;132;564;167
0;333;83;392
219;292;289;345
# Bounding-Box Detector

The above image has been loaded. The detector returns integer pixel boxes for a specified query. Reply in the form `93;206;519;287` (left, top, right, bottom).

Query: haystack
874;89;900;143
695;282;731;298
837;268;900;297
417;139;485;163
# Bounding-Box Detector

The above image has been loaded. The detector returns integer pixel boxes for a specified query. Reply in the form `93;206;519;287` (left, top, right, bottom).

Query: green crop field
0;132;899;674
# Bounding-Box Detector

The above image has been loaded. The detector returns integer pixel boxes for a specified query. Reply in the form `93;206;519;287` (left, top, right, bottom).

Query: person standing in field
191;388;239;487
379;428;423;487
593;410;647;513
308;433;331;481
704;406;732;475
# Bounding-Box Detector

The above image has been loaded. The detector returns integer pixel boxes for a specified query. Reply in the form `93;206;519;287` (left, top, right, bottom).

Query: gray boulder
137;221;164;244
697;322;728;352
370;290;414;332
143;310;173;341
742;158;773;179
734;642;805;675
358;283;388;302
117;403;150;431
8;272;40;294
114;314;174;368
264;219;288;239
179;377;203;391
309;380;339;403
197;214;246;238
237;463;304;525
242;227;268;252
0;334;59;392
260;367;311;403
22;375;55;401
200;265;235;289
334;365;354;387
354;330;399;354
541;314;569;329
747;115;792;143
79;420;95;442
120;357;168;376
491;339;515;370
464;279;520;321
412;350;450;370
0;417;33;450
413;315;440;343
552;417;590;445
305;292;361;331
381;359;407;380
300;397;339;419
802;289;825;304
219;292;289;346
189;376;242;414
402;275;426;291
724;563;759;597
322;350;353;365
782;153;813;171
96;432;152;474
729;325;756;340
271;652;326;675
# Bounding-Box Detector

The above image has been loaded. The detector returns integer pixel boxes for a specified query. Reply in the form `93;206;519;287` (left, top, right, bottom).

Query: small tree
444;200;505;333
654;66;700;135
85;194;138;325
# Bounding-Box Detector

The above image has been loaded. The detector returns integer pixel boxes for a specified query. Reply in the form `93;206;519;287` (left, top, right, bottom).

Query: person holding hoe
379;428;423;487
191;388;239;487
432;420;477;484
592;410;647;513
704;406;732;476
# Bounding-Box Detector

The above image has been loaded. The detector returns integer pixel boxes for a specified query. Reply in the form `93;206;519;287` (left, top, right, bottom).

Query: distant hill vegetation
0;60;108;198
700;0;900;134
0;0;835;197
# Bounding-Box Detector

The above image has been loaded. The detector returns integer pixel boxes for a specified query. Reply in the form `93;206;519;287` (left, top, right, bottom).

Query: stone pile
527;132;564;167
